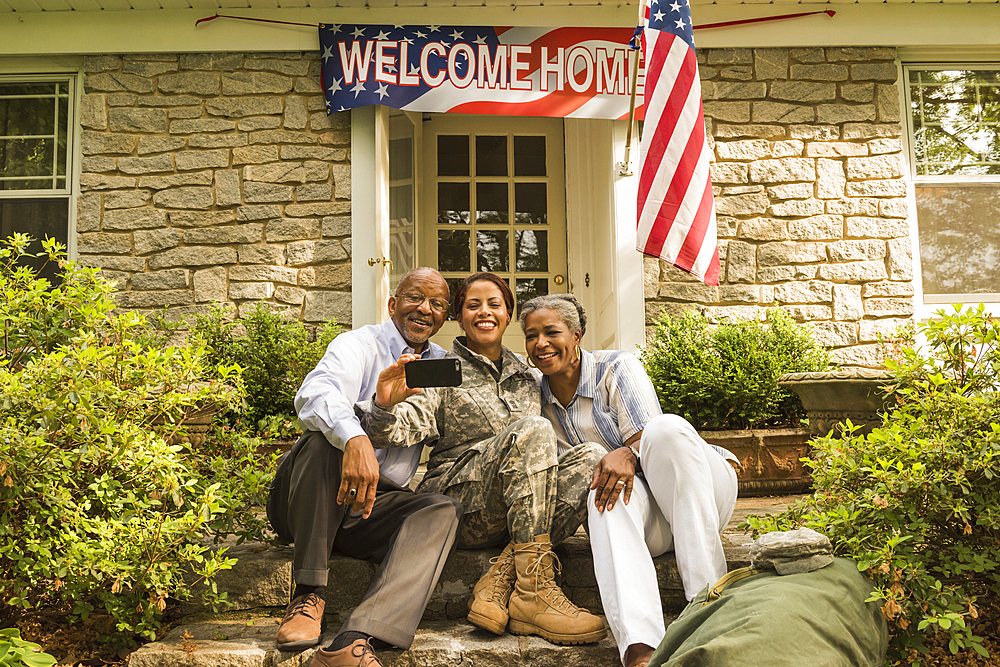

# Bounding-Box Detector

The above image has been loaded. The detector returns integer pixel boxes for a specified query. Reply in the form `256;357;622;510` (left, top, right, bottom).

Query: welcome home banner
320;24;646;120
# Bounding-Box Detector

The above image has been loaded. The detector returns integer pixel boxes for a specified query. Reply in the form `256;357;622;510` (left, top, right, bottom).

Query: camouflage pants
418;416;605;547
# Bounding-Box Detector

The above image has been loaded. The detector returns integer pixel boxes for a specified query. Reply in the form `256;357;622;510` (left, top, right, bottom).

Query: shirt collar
540;349;596;406
381;319;436;359
452;336;529;382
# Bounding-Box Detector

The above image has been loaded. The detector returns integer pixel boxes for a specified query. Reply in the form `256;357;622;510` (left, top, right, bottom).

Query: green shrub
190;303;341;431
640;309;830;430
0;235;272;648
744;304;1000;664
0;629;56;667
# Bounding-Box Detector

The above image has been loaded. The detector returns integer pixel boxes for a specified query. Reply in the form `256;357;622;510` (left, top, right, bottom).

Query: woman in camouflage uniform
359;272;606;646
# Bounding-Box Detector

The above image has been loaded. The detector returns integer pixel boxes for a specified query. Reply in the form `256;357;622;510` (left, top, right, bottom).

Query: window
905;66;1000;304
0;75;75;281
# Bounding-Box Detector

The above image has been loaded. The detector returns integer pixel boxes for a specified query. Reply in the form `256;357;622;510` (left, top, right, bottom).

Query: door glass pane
515;230;548;272
514;136;546;176
476;182;508;224
515;183;547;224
476;229;509;272
438;229;471;271
516;278;549;316
438;182;470;224
438;135;469;176
476;135;508;176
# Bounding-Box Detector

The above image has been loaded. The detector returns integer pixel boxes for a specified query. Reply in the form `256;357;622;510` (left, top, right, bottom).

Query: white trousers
587;414;738;663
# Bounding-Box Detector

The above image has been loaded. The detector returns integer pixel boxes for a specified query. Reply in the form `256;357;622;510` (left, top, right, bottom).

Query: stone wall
644;47;913;367
76;52;353;326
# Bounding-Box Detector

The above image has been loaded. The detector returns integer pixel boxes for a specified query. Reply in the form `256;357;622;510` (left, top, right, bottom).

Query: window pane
516;278;549;317
515;230;548;272
389;137;413;180
513;136;546;176
438;229;471;272
476;182;508;224
0;198;69;284
515;183;547;224
476;135;507;176
476;229;509;272
445;277;464;320
0;81;70;192
437;135;469;176
438;182;470;224
915;185;1000;296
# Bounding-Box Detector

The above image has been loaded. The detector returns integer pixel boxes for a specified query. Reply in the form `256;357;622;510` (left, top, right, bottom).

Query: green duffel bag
648;558;888;667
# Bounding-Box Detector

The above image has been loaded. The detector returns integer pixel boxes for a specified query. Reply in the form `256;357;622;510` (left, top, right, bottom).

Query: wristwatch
628;443;641;472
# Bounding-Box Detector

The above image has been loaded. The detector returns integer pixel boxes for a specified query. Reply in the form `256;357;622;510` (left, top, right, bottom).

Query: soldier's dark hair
453;272;515;318
518;294;587;337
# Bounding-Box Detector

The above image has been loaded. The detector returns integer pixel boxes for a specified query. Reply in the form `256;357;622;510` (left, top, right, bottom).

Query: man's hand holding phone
375;355;463;409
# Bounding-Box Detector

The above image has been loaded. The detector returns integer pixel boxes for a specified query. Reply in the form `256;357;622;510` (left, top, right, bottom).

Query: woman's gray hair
518;294;587;337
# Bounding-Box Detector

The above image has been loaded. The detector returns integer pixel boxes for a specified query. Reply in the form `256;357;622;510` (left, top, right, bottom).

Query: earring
575;345;581;361
527;356;537;368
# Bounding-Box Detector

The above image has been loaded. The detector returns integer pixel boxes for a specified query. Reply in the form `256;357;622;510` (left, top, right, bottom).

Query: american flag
635;0;719;286
320;24;640;120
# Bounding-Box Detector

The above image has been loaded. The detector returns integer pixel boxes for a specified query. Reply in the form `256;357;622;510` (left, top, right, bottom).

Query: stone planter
150;403;217;447
700;428;813;497
778;368;895;438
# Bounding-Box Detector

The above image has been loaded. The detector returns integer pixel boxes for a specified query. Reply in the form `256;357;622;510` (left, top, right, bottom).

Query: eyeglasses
398;292;449;313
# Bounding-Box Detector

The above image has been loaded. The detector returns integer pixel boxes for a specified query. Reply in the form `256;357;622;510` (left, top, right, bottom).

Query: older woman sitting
519;294;740;667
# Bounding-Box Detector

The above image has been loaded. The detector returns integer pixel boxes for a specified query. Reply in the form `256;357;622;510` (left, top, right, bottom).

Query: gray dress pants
267;431;463;649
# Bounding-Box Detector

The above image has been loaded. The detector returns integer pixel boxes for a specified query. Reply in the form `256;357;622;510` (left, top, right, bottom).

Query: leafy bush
744;304;1000;664
641;309;830;430
0;629;55;667
0;235;273;648
190;303;341;431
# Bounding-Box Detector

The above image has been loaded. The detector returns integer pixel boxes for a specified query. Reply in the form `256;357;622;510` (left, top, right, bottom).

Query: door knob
553;274;564;285
368;257;394;270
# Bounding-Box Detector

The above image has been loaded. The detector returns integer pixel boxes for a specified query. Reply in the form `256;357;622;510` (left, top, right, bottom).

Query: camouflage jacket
357;336;541;486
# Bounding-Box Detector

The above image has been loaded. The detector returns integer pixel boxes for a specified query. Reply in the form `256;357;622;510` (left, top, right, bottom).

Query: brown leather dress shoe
276;592;325;651
309;639;383;667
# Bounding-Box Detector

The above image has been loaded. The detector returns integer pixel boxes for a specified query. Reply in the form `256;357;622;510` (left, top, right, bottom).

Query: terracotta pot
778;368;894;438
700;428;813;497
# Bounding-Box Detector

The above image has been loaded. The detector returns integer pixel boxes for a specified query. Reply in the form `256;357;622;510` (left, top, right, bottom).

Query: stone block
297;184;333;201
82;55;121;72
790;47;824;63
285;202;351;217
134;228;182;255
787;214;843;240
845;179;907;198
772;141;804;158
249;129;320;146
332;165;351;200
167;107;203;120
851;63;898;82
828;47;895;62
738;218;787;241
280;145;347;161
132;269;189;291
170;210;238;227
757;241;826;266
863;281;914;298
768;183;812;199
781;304;833;321
176;150;230;171
790;125;840;141
170;119;237;134
122;60;178;77
284;96;308;130
222;72;294;95
81;130;137;155
244;163;308;183
816;260;887;282
840;83;874;103
245;57;310;76
138;95;201;108
215;170;242;207
703;305;764;324
842;123;901;140
706;81;767;100
115;290;194;308
658;282;720;302
107;94;139;106
748;158;815;183
153;187;214;210
149;246;237;270
810;321;859;347
77;232;133;255
234;145;281;164
832;283;863;320
642;257;659;299
867;138;902;156
790;64;849;81
303;290;352;323
846;154;903;180
845;216;908;238
877;84;901;123
716;140;769;161
706;48;752;65
158;72;222;95
710;162;748;183
716;216;739;238
757;265;818;282
244;182;294;203
108;107;167;133
77;255;146;272
720;66;753;80
754;48;788;80
826;198;878;216
76;193;101;232
188;134;249;149
275;286;306;304
714;124;785;140
770;199;824;217
715;190;769;217
830;343;885;368
287;240;348;266
206;97;284;118
865;297;914;317
104;207;168;230
229;265;299;284
309;111;333;131
816;158;846;199
859;317;913;342
81;156;116;172
184;225;264;245
773;280;832;304
805;142;868;158
770;81;837;103
81;174;137;191
751;102;815;124
887;237;913;281
828;239;885;262
817;104;876;124
265;219;322;242
719;285;760;303
80;93;107;130
238;205;283;221
138;136;187;155
702;101;750;123
304;264;350;290
238;117;282;131
229;282;275;300
118;154;174;175
179;53;245;70
319;130;351;146
86;72;154;93
238;244;286;265
304;161;329;182
193;266;228;302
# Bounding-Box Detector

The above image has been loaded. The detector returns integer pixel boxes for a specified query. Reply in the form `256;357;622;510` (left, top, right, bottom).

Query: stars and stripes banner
320;24;643;120
635;0;720;286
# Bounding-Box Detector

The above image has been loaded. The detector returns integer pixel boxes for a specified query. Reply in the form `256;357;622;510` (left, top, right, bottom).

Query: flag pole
619;0;647;177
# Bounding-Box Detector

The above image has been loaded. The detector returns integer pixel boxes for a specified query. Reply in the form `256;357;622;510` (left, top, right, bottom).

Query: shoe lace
523;545;579;615
484;552;515;602
351;639;383;667
284;592;322;621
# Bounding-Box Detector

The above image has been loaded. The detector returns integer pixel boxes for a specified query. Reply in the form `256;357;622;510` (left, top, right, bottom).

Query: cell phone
405;358;463;388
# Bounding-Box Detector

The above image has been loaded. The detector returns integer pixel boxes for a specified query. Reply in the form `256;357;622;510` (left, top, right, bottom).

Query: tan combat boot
507;534;607;645
467;541;516;634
